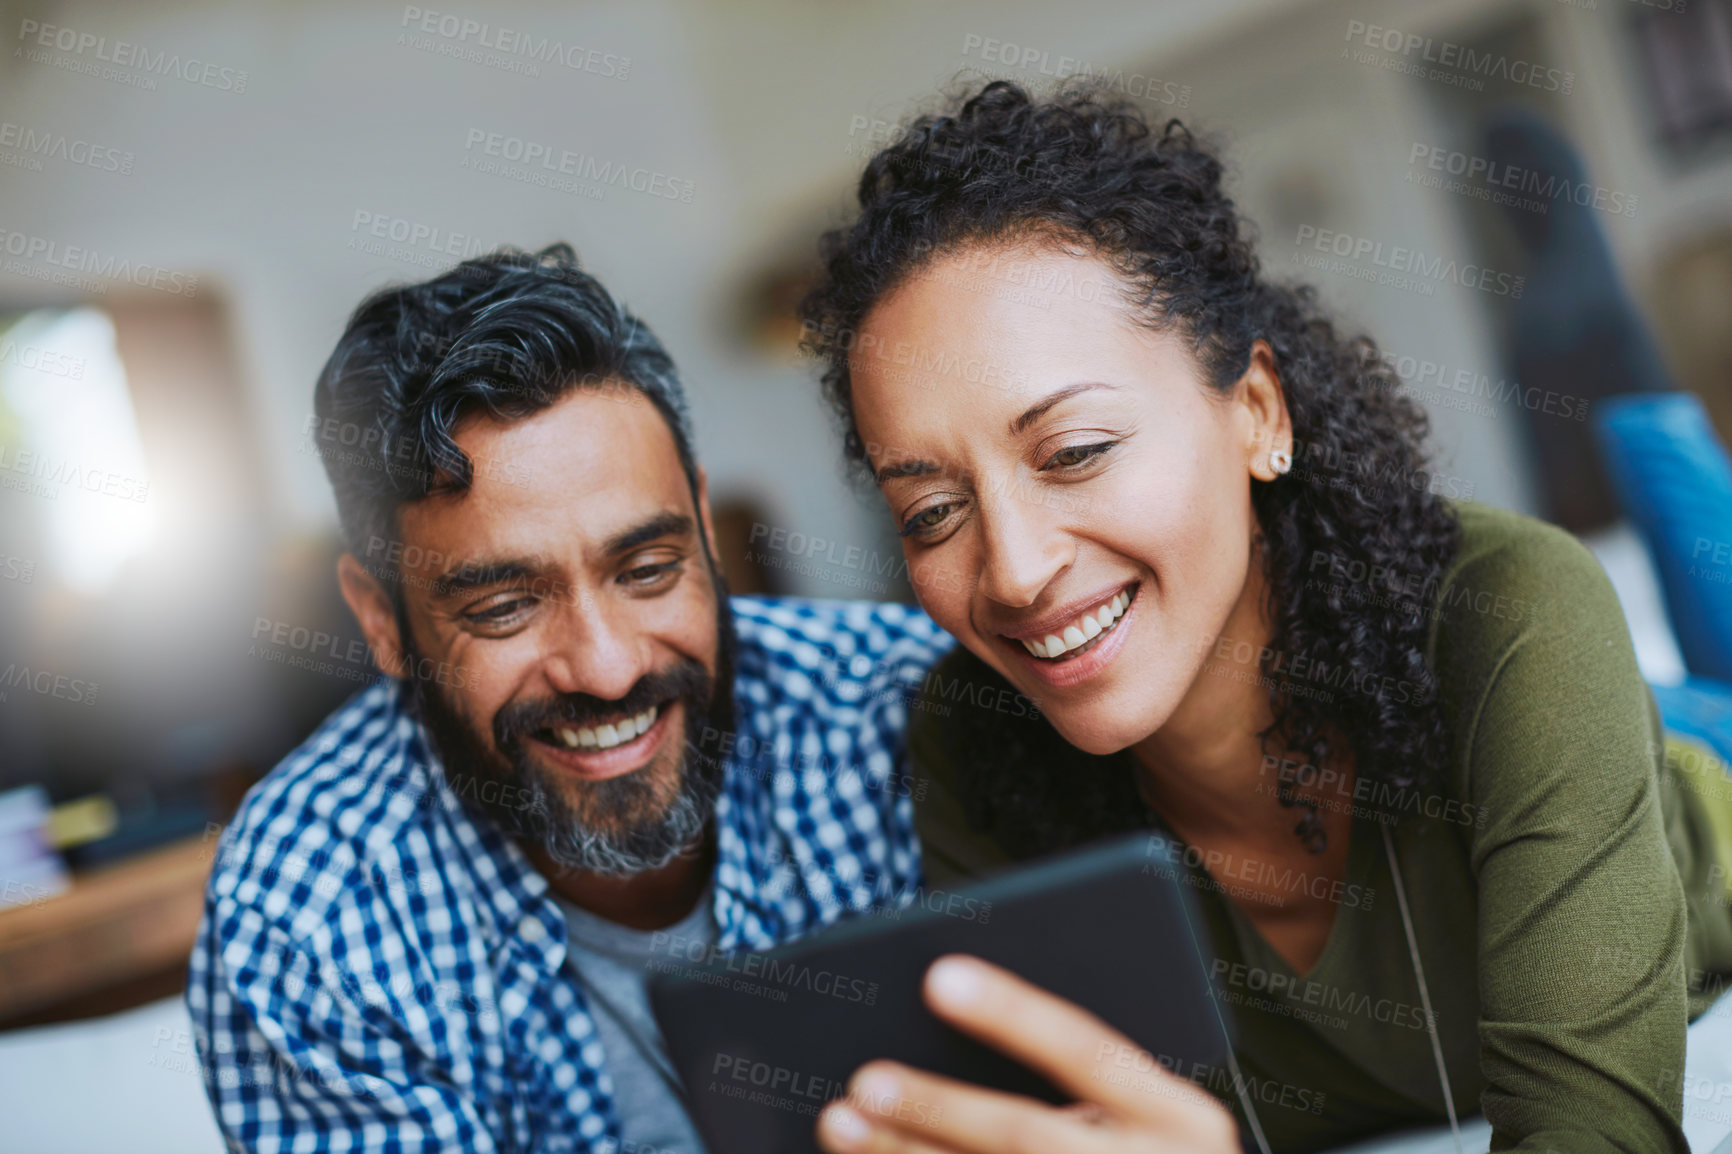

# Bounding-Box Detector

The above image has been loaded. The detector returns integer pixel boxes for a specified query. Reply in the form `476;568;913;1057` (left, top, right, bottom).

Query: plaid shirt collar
191;596;953;1154
407;686;844;964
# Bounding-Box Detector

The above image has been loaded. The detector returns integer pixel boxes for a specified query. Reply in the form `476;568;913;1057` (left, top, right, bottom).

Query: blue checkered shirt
187;596;953;1153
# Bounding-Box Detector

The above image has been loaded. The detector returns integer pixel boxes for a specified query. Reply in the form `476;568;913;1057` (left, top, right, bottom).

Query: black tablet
648;832;1232;1154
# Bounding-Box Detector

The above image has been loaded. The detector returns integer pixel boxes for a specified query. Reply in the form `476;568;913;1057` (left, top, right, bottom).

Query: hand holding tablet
816;954;1240;1154
649;834;1241;1154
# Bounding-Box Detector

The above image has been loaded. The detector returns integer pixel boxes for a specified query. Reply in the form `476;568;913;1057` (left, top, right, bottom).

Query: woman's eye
1044;442;1115;470
902;503;956;538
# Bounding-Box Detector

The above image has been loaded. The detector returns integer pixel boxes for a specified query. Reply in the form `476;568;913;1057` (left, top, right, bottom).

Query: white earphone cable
1382;820;1464;1154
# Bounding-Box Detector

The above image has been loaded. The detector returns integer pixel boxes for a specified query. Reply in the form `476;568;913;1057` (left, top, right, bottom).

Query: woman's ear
337;553;409;680
1240;340;1293;481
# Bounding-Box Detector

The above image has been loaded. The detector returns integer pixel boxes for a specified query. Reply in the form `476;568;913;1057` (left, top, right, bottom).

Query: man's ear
694;466;720;570
337;553;409;680
1240;339;1293;481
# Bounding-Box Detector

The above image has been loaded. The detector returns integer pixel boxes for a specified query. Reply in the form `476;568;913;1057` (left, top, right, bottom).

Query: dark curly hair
799;81;1461;855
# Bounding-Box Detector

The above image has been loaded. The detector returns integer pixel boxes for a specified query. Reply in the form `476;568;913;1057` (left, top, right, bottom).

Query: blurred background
0;0;1729;1147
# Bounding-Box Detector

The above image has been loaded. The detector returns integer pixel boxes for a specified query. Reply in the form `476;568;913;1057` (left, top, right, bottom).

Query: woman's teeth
552;704;659;751
1020;591;1131;660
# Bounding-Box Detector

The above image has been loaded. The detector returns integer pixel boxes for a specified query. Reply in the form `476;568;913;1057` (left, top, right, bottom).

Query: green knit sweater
911;502;1732;1152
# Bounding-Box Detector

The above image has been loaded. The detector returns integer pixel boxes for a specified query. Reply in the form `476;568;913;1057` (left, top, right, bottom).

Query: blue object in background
1653;678;1732;774
1595;393;1732;686
1487;109;1676;532
0;784;70;908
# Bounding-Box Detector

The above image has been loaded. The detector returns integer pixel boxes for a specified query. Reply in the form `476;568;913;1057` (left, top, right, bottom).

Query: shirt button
519;916;546;943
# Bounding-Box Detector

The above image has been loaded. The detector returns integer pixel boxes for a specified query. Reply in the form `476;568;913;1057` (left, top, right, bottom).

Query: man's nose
541;599;651;702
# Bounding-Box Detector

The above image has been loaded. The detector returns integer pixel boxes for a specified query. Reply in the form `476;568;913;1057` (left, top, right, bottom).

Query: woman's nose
975;488;1071;608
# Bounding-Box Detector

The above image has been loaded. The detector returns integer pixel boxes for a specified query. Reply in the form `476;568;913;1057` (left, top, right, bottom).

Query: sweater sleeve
1433;509;1688;1152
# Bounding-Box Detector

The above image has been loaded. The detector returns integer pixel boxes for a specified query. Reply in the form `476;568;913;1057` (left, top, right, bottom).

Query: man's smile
526;699;682;781
537;702;660;750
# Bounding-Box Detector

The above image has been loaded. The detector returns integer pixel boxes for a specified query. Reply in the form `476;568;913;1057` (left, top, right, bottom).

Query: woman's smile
996;580;1142;688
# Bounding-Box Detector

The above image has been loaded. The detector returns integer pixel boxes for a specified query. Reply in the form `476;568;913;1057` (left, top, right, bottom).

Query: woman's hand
815;955;1241;1153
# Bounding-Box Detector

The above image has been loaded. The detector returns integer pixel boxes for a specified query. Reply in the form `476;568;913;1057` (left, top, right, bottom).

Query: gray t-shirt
555;888;716;1154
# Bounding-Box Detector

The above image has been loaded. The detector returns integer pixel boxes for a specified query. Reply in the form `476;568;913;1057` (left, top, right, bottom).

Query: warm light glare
0;308;156;596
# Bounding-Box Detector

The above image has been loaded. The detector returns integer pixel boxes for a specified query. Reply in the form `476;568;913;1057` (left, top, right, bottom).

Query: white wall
0;0;1297;595
1;0;1725;591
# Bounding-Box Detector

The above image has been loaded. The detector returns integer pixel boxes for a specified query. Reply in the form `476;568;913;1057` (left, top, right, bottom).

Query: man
188;244;951;1153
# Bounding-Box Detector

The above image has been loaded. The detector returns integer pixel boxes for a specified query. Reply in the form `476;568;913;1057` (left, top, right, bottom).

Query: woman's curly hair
799;81;1461;856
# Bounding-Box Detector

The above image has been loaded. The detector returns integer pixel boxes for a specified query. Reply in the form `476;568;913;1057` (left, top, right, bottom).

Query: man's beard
404;589;737;878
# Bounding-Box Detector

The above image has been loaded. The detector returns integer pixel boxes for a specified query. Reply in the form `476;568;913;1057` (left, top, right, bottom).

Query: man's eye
622;561;680;586
1044;442;1116;470
467;597;532;623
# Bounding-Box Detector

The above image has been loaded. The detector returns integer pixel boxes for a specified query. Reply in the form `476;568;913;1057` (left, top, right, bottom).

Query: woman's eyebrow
1008;382;1120;436
873;459;939;486
872;381;1121;485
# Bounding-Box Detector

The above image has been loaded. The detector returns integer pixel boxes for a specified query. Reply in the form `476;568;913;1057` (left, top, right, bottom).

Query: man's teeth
1020;591;1131;659
554;704;659;751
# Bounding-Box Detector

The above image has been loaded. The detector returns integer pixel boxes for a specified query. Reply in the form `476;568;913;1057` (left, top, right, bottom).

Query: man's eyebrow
424;516;693;598
1008;382;1120;437
431;559;541;599
603;512;694;556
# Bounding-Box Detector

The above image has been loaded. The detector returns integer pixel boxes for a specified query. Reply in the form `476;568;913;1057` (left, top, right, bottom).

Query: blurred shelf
0;835;212;1027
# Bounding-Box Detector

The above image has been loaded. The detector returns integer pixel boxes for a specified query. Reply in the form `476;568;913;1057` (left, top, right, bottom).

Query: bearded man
187;244;950;1154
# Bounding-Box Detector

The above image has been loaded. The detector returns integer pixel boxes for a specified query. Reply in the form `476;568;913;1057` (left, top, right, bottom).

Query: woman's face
849;241;1290;754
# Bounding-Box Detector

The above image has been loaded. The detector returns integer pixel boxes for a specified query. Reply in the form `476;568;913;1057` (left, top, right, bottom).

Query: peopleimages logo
461;129;695;203
1405;143;1637;219
0;443;149;502
16;19;249;92
0;122;134;175
0;335;85;379
248;617;475;690
348;210;495;269
0;663;99;706
1093;1043;1327;1117
1209;960;1432;1031
0;228;199;297
1293;224;1524;299
1378;350;1590;423
399;7;631;79
1342;20;1573;94
649;931;881;1006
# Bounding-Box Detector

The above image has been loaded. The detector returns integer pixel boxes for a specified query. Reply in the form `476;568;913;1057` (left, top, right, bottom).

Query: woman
798;81;1732;1153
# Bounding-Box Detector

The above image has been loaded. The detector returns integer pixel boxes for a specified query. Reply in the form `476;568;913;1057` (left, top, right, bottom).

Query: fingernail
851;1066;902;1113
927;956;983;1007
821;1104;872;1149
